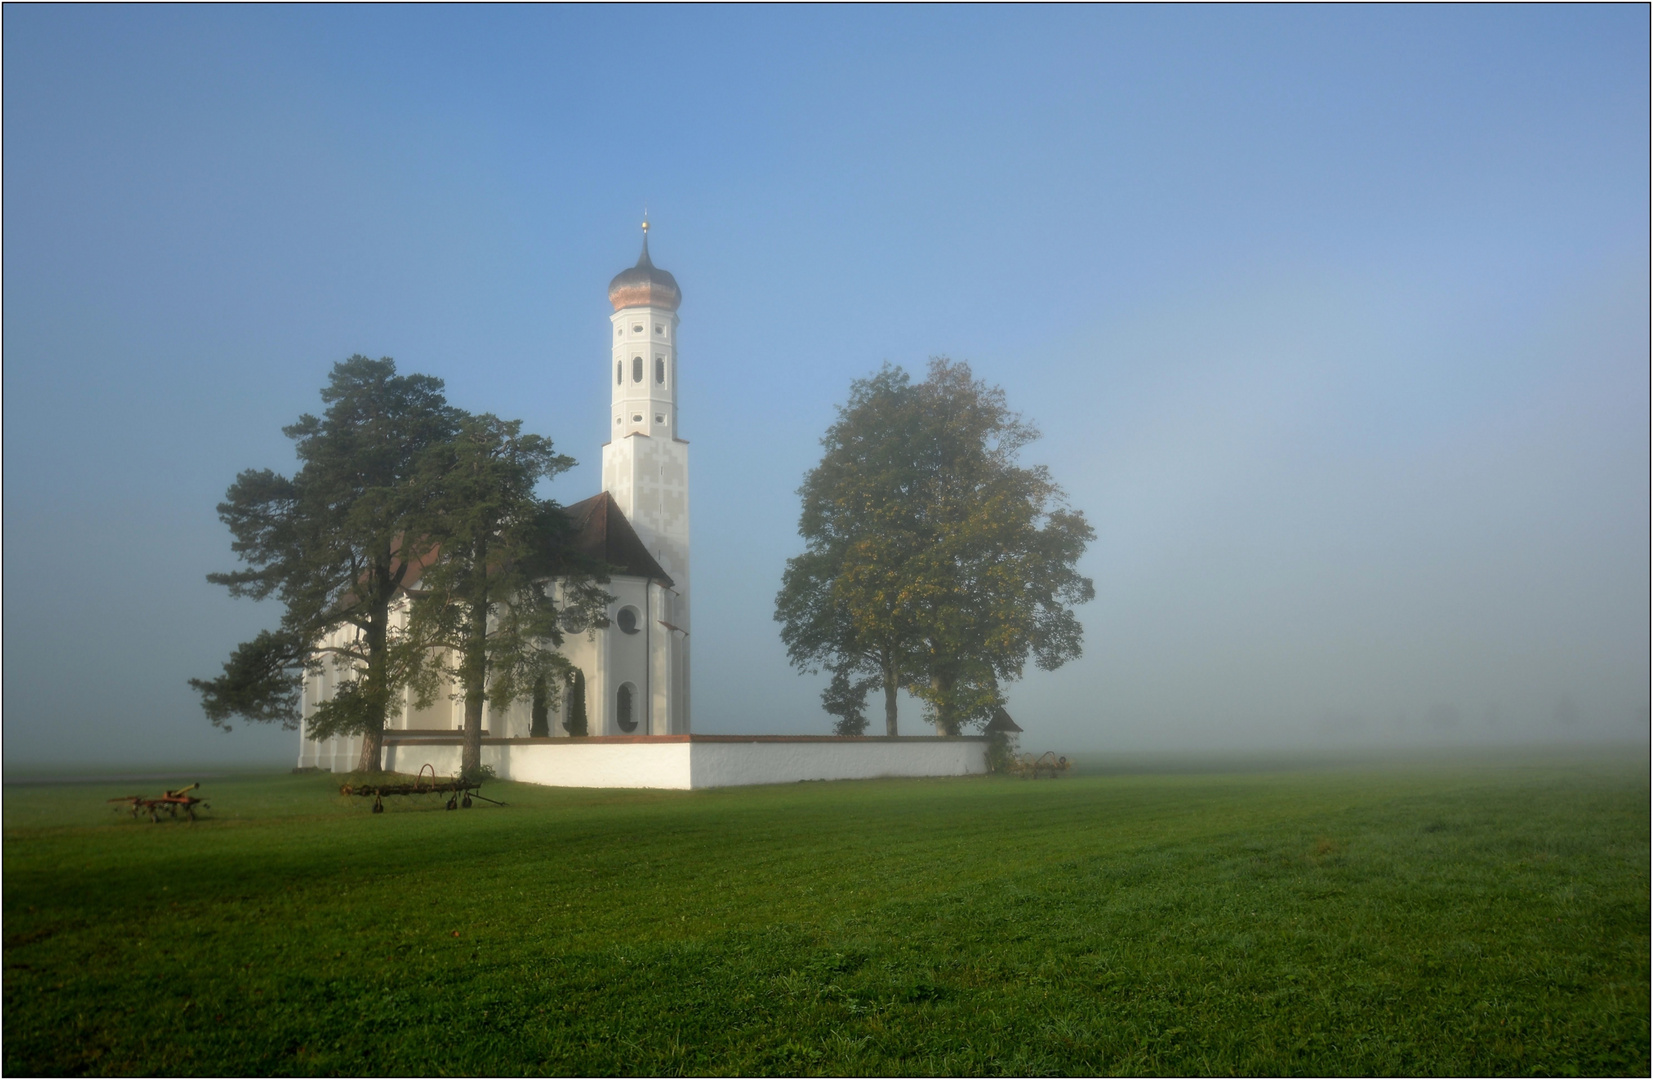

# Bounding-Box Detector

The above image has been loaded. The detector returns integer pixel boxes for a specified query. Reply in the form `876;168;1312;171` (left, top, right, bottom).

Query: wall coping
381;733;988;746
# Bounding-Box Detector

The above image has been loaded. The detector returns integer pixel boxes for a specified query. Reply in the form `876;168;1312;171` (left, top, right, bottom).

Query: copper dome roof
607;229;681;312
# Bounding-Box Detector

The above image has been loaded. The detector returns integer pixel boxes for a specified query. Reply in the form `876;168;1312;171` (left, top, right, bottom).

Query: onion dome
607;223;681;312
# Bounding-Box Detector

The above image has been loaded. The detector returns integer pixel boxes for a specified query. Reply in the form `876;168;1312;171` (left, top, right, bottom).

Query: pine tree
402;412;608;777
191;357;458;772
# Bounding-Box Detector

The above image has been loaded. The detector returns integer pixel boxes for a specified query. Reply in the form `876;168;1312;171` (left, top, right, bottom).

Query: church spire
601;223;691;735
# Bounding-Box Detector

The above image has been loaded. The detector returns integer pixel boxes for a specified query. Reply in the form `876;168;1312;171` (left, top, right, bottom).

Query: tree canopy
191;356;460;771
192;358;606;775
402;412;608;777
775;358;1094;736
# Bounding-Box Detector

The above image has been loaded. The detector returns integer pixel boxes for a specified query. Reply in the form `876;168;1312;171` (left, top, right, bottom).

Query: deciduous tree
902;360;1095;734
776;366;927;735
775;359;1094;737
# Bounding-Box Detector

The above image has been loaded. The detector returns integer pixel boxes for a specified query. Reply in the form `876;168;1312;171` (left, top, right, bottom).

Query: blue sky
4;6;1647;765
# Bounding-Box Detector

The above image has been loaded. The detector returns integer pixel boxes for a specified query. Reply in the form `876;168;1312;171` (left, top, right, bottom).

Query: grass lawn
3;748;1647;1076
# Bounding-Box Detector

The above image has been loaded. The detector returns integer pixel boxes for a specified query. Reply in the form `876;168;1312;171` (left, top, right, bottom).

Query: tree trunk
882;661;899;737
933;669;960;737
355;725;385;773
460;563;489;778
462;686;485;776
355;613;391;773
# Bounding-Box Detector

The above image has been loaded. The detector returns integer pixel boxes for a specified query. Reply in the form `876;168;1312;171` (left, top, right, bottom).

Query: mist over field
3;6;1647;767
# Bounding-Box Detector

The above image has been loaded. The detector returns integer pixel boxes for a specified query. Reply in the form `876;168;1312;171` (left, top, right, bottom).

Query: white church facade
297;227;988;788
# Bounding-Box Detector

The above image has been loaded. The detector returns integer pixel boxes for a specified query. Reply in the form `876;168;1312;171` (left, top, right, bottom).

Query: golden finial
642;207;650;234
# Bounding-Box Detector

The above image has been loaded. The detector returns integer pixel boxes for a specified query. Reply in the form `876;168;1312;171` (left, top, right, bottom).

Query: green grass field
4;749;1647;1076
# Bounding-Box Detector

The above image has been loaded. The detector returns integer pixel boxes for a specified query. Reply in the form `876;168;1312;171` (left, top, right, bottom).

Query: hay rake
340;764;506;814
1008;751;1070;779
108;782;209;822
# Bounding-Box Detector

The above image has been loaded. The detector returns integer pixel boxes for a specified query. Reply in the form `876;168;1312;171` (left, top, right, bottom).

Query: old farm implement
340;765;506;814
108;782;209;822
1009;752;1071;780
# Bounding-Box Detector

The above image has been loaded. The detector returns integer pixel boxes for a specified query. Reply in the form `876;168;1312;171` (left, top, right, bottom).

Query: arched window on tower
616;361;622;385
632;356;643;382
616;683;638;733
655;356;665;384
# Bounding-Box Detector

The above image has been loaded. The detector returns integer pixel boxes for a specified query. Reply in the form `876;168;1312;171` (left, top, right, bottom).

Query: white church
297;226;987;789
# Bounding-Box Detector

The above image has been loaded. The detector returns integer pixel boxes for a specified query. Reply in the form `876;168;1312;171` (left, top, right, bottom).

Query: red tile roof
381;491;671;600
561;492;674;587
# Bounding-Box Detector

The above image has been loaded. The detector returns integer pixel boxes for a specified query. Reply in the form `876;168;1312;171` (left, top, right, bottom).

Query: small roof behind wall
563;492;675;586
985;707;1023;733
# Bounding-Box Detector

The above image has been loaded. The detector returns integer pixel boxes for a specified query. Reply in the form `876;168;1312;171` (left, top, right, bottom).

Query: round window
616;606;641;634
560;607;589;634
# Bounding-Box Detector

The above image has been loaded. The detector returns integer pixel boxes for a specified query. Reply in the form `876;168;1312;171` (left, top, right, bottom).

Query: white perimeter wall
688;739;985;788
379;738;986;790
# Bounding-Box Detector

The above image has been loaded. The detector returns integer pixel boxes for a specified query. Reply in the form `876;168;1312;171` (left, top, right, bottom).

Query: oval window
632;324;643;333
616;683;637;732
632;356;643;382
616;606;640;634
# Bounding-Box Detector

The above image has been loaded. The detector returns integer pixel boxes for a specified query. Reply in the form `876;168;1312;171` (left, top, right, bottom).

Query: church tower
602;222;690;733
